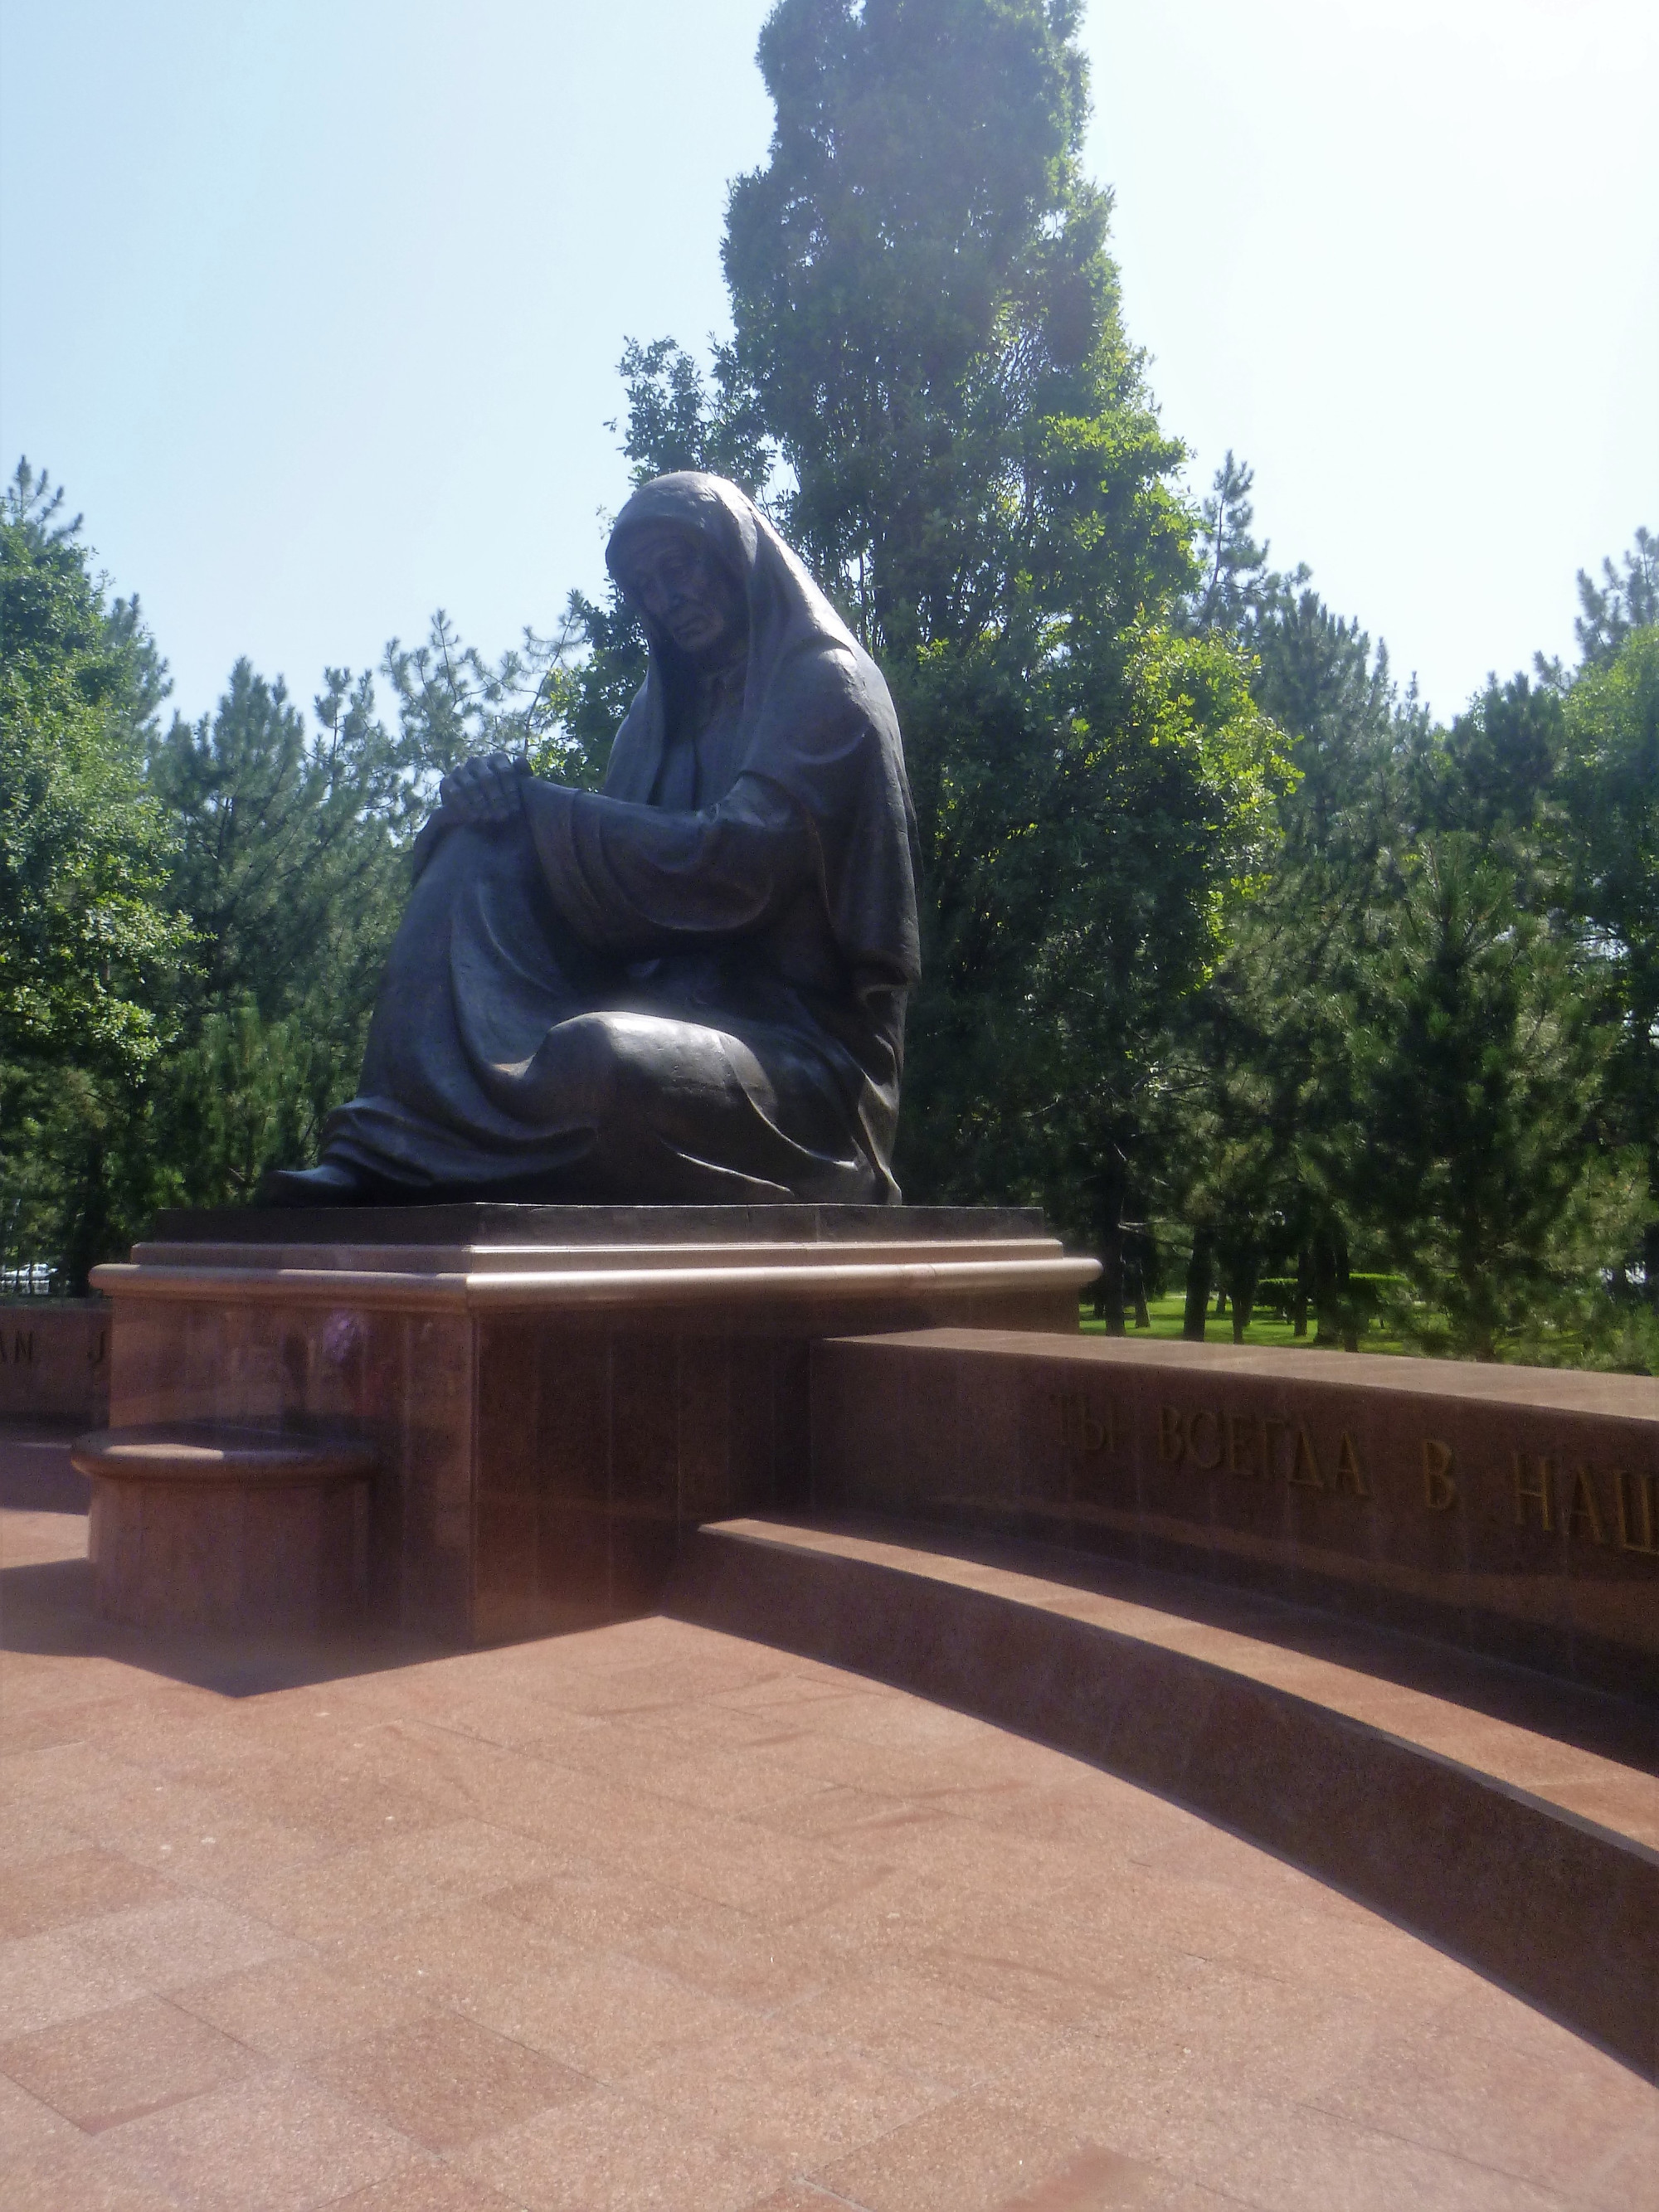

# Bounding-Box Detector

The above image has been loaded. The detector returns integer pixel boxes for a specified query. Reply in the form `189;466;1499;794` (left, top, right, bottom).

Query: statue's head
609;523;745;673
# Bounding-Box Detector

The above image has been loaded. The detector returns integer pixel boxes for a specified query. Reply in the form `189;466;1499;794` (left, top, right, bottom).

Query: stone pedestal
71;1423;374;1630
90;1204;1095;1644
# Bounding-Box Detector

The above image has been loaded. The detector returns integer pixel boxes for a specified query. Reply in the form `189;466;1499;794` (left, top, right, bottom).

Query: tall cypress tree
616;0;1282;1257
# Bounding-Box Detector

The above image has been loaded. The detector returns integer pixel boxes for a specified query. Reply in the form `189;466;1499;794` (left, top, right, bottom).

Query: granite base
90;1205;1094;1643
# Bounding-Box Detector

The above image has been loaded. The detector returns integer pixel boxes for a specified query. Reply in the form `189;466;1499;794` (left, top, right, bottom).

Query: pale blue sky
2;0;1654;729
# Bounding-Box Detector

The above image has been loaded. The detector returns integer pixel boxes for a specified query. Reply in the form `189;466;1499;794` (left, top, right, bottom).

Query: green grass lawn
1079;1292;1414;1356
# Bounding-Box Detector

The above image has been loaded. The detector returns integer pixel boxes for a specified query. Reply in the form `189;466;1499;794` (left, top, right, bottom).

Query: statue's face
620;526;747;664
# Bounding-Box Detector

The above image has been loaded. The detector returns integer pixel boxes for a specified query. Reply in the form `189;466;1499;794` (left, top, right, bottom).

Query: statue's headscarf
605;473;921;989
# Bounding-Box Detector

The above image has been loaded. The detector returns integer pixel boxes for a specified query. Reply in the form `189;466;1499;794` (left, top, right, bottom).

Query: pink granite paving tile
458;1943;760;2081
458;2081;785;2212
752;1719;1082;1805
171;1951;437;2064
240;1818;563;1945
0;1929;150;2036
68;1894;304;1994
1309;2018;1659;2202
0;1993;254;2132
1184;2096;1581;2212
619;1889;859;2010
792;1877;1167;2038
301;1719;617;1846
103;2068;413;2212
1579;2117;1659;2212
781;1964;1076;2097
530;1724;842;1822
1053;1858;1475;2016
817;1802;1100;1903
328;2157;529;2211
62;1685;270;1774
795;1685;1022;1757
710;1669;875;1714
1;1738;144;1815
305;2011;586;2152
328;1897;585;2013
625;2012;948;2166
336;1676;607;1757
7;2131;192;2212
0;2065;80;2155
0;1506;88;1568
0;1796;87;1869
742;1782;945;1842
916;1769;1214;1866
204;1723;479;1845
330;1894;758;2081
490;1861;692;1951
61;1774;332;1900
582;1792;900;1925
531;1641;799;1716
606;1696;820;1753
811;2092;1172;2211
1026;1952;1399;2109
733;2188;851;2212
0;1843;175;1937
2;1702;115;1757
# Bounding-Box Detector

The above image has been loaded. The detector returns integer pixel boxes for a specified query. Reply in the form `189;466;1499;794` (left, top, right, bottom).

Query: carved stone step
71;1423;376;1631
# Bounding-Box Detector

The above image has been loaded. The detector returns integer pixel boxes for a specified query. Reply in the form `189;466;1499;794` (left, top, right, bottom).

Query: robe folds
319;473;922;1203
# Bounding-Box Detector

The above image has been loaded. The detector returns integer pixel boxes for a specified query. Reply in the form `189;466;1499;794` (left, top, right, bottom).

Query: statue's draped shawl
601;472;920;989
318;472;920;1204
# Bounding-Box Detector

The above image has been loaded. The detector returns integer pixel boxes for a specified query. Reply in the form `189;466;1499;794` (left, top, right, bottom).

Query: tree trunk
1228;1252;1260;1344
1183;1234;1214;1341
1337;1240;1358;1352
1313;1239;1340;1347
1293;1247;1311;1339
1097;1220;1126;1336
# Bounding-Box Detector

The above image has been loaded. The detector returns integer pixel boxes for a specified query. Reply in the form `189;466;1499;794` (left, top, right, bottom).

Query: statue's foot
259;1159;372;1208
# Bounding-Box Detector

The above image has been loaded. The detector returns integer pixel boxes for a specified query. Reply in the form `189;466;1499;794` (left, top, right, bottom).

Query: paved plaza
2;1423;1654;2211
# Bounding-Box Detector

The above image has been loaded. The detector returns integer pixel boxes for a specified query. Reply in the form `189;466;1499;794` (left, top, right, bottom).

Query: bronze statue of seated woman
265;472;921;1207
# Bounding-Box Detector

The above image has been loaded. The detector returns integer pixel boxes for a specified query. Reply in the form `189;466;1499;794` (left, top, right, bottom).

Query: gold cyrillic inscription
1614;1469;1658;1556
1566;1466;1607;1544
1513;1452;1555;1532
1422;1439;1457;1511
1189;1409;1223;1470
1335;1431;1370;1498
1226;1412;1258;1475
1052;1391;1116;1454
1287;1426;1323;1489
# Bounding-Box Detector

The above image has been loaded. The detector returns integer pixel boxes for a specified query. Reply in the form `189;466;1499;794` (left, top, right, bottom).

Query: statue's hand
440;752;527;826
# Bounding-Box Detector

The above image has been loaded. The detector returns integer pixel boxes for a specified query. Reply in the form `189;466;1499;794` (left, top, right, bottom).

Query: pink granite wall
810;1330;1659;1697
0;1301;110;1420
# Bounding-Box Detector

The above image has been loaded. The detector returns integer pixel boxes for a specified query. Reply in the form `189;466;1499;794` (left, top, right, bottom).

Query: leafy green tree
1168;461;1409;1343
1558;619;1659;1303
1;461;190;1287
1569;526;1658;669
1350;835;1640;1359
1;461;184;1077
147;661;407;1042
610;0;1284;1285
